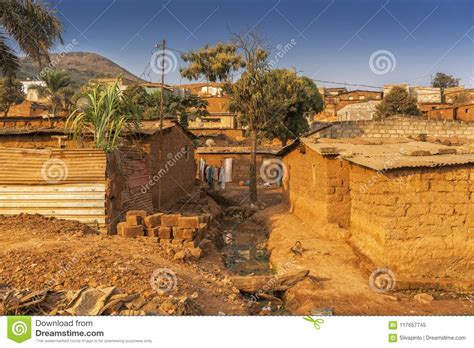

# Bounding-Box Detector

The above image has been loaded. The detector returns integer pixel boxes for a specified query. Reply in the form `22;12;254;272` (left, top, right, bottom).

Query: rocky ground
0;213;247;315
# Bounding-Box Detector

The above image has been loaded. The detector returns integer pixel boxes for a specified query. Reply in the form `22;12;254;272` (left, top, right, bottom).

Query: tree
66;80;139;152
225;31;270;202
375;86;420;119
30;70;72;117
262;70;323;146
432;72;460;89
0;0;63;76
122;84;154;116
180;43;245;83
167;94;209;128
0;78;25;117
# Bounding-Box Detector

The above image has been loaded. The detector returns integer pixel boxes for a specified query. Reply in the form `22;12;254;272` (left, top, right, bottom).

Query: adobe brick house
0;120;196;234
195;146;280;184
281;137;474;292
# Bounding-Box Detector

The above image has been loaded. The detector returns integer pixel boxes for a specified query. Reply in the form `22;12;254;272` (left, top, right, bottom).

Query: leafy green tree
168;94;208;128
0;78;25;117
225;31;270;202
262;70;323;146
66;80;139;152
122;84;154;116
180;43;245;82
375;86;420;119
0;0;63;76
30;70;72;117
432;72;460;89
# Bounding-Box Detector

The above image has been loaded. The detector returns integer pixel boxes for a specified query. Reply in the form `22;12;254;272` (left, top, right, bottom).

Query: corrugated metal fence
0;148;107;229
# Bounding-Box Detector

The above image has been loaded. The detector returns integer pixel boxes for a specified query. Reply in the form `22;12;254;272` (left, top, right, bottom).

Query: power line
312;79;382;90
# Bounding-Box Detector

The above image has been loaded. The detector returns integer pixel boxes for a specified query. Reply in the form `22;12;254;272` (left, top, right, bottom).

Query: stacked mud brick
117;210;213;259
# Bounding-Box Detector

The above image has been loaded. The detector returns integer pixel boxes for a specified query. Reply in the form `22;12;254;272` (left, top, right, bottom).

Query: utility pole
158;39;166;210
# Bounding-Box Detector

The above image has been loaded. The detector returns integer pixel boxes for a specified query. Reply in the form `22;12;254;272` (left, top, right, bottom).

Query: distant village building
178;82;238;130
20;80;47;102
336;100;380;121
383;84;441;103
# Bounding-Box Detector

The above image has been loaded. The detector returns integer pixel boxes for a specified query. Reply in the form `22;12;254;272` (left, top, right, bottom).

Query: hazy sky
47;0;473;89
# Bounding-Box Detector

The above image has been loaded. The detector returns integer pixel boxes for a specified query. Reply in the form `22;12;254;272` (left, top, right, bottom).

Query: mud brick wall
282;146;351;229
147;126;196;208
349;164;474;291
313;116;474;139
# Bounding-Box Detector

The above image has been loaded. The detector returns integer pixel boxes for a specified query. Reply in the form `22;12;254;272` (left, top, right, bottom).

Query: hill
16;52;144;86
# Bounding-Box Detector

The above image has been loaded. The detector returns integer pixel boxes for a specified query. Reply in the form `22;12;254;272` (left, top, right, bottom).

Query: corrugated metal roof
0;148;106;184
299;138;474;171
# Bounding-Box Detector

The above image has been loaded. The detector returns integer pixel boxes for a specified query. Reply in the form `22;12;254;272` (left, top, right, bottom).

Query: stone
144;213;164;228
148;227;160;237
159;239;171;247
161;214;181;227
116;222;128;236
414;293;434;304
126;210;147;218
174;251;186;261
177;216;200;229
158;226;172;239
126;215;144;226
174;228;196;240
121;225;144;238
184;240;198;249
188;247;202;259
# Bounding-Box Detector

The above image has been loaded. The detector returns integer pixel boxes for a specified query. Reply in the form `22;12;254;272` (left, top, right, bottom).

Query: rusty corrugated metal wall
0;148;107;229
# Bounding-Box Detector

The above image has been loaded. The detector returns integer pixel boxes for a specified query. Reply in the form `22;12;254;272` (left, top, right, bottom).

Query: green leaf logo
303;316;324;330
7;316;32;343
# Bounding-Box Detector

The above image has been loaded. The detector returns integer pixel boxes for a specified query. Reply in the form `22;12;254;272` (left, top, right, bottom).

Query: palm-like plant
30;70;71;117
66;81;140;152
0;0;63;76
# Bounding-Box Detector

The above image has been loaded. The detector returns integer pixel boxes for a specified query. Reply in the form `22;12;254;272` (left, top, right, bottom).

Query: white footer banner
0;316;472;347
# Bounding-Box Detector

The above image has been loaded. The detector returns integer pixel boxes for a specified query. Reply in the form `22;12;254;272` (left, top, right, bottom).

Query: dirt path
266;204;474;315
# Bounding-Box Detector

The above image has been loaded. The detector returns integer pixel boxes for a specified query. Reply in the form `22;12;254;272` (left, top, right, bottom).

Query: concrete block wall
313;116;474;139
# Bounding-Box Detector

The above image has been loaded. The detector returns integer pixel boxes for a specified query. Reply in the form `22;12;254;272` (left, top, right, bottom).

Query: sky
45;0;473;89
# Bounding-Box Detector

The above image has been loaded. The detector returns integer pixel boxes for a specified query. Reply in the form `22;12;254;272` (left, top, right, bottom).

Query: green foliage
432;72;460;89
0;0;63;76
122;84;208;126
66;80;139;152
375;86;421;119
0;78;25;116
180;43;245;82
261;70;323;145
30;69;72;116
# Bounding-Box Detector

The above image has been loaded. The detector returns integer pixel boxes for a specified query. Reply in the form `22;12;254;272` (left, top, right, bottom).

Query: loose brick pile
117;210;213;260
